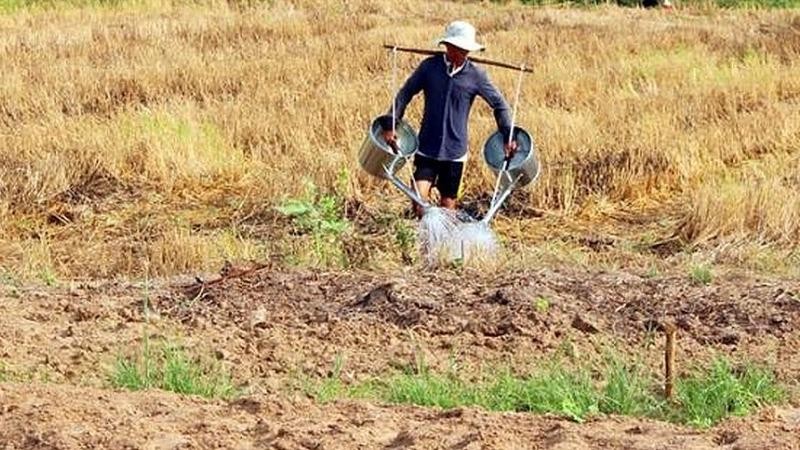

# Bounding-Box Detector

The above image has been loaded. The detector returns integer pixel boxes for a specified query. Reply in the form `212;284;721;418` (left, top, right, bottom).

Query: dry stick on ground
184;261;272;303
664;321;678;400
382;45;533;73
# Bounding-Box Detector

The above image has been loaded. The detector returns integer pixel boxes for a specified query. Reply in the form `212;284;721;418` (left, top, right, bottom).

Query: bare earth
1;266;799;449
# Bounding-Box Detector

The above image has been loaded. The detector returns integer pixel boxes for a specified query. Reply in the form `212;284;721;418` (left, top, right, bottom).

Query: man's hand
382;129;398;151
504;140;518;160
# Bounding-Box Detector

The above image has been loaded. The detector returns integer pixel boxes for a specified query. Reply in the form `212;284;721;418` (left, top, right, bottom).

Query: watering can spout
383;158;430;210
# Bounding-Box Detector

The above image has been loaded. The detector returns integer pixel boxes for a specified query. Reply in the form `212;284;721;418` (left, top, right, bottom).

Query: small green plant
689;263;714;285
533;296;550;313
448;256;465;271
644;266;660;279
110;339;238;399
393;219;416;260
308;356;346;404
36;264;59;286
0;269;15;285
276;181;350;267
0;270;20;298
671;358;785;428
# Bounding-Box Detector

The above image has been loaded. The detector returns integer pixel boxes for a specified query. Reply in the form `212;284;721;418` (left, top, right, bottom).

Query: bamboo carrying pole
383;44;533;73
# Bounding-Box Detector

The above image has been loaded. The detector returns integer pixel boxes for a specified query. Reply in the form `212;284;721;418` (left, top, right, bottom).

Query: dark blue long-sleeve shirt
382;55;513;162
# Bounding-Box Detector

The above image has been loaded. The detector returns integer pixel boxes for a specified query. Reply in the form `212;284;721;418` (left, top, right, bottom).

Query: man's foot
456;209;477;223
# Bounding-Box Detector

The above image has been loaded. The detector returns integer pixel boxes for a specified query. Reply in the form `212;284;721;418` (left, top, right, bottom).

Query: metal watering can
358;116;418;179
358;116;432;209
481;126;539;224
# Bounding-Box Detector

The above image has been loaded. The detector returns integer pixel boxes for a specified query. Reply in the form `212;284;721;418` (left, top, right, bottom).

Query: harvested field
1;267;799;448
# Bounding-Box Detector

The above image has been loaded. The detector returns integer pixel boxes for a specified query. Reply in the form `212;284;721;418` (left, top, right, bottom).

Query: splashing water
418;207;500;266
418;207;460;265
454;221;499;263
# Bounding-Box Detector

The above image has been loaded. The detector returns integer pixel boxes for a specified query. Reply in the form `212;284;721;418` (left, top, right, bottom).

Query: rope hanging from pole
490;64;526;209
388;46;420;196
391;46;397;137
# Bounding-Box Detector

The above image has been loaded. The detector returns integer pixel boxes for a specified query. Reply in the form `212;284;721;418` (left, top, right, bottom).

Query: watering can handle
387;139;401;155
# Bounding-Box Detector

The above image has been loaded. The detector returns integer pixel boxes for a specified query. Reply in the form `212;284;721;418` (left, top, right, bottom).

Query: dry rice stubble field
0;0;799;280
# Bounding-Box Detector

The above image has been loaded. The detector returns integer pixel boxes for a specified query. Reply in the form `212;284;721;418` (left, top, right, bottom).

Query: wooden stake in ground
664;321;678;400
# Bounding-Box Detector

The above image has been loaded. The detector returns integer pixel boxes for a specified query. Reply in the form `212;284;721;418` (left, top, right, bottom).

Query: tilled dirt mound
2;382;799;450
155;266;800;380
1;266;799;449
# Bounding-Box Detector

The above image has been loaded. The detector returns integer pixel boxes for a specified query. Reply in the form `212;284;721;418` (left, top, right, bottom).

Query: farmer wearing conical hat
380;20;518;218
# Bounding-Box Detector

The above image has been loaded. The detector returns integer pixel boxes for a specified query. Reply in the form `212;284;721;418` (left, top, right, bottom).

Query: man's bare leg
440;196;457;210
413;179;433;218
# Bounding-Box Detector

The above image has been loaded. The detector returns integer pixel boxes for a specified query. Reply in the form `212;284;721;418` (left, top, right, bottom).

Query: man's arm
477;73;513;142
477;73;518;158
379;61;427;133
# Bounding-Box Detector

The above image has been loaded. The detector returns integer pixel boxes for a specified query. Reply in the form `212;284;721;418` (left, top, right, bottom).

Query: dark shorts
413;154;464;199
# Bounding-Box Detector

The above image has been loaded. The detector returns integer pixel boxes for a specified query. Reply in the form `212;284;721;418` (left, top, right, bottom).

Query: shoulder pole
382;44;533;73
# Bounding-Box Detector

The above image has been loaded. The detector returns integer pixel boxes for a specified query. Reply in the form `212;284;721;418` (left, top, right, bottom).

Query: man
380;20;517;218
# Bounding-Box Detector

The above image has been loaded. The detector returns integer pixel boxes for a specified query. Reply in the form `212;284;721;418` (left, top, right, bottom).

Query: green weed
276;181;350;267
533;296;551;313
110;339;238;399
393;219;416;261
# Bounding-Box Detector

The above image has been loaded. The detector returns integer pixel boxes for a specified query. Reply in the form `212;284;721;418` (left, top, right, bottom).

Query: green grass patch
110;339;238;399
304;355;786;428
599;358;662;417
383;366;480;411
0;362;54;383
300;356;377;403
669;358;786;428
689;263;714;285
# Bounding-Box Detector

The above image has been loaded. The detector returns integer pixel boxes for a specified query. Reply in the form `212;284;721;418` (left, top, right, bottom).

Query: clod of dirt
718;330;741;345
250;308;268;329
714;430;739;445
353;282;397;308
544;428;589;450
571;314;600;334
386;430;416;449
625;425;646;435
488;289;512;305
